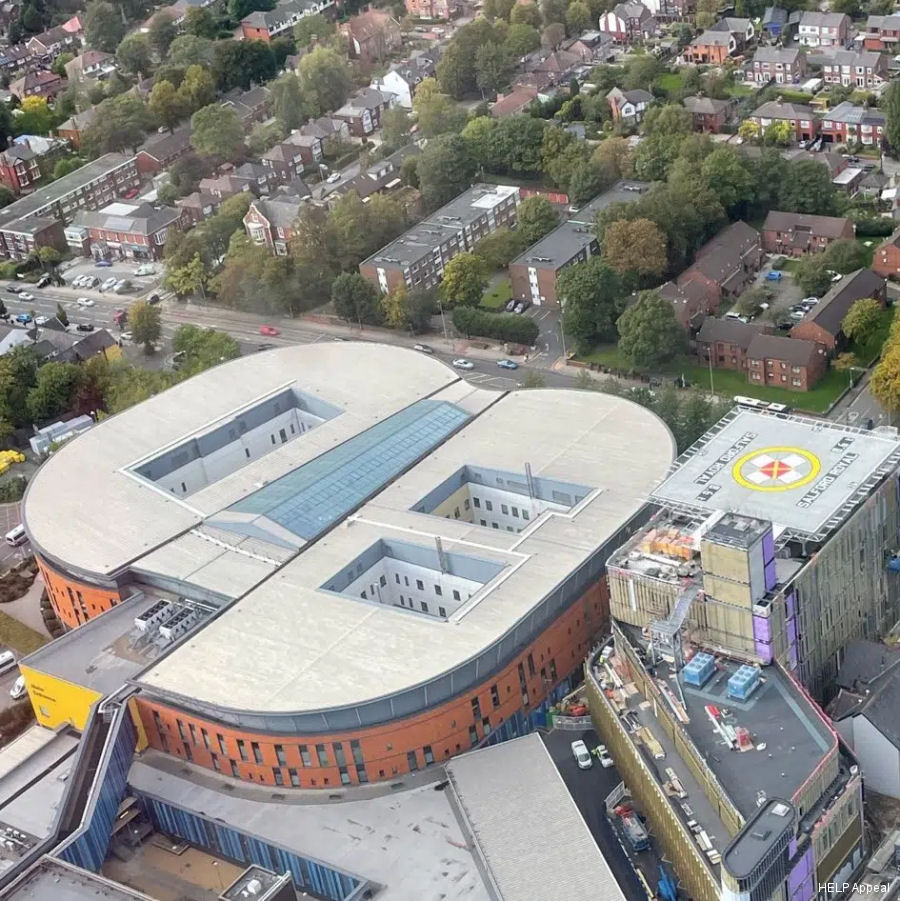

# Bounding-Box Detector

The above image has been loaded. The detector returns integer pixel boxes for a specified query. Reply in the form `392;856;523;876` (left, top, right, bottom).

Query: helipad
650;409;900;540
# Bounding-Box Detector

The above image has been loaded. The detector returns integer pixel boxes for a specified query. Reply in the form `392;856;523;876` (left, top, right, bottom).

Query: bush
0;476;26;503
452;307;539;345
855;218;895;238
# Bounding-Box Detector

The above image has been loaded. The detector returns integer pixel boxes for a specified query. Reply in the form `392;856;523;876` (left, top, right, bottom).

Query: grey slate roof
799;267;884;336
696;316;760;349
682;95;733;115
753;100;815;120
836;639;900;691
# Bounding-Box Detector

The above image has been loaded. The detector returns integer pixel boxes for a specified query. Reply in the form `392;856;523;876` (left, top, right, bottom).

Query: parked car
9;675;25;700
114;279;132;294
5;284;20;293
36;275;50;289
505;299;517;312
14;313;31;324
326;172;341;183
136;264;155;276
120;331;133;342
18;292;33;301
789;310;805;320
95;259;112;267
256;343;274;352
101;277;117;291
77;297;94;307
496;359;518;370
802;296;819;305
34;315;48;325
571;739;592;770
597;745;614;768
413;343;434;354
147;294;161;305
87;276;100;288
260;325;279;336
76;323;94;332
452;358;474;370
514;299;531;314
765;271;782;282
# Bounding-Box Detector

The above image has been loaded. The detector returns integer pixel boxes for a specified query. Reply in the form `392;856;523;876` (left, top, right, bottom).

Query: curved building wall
133;580;608;788
37;557;124;630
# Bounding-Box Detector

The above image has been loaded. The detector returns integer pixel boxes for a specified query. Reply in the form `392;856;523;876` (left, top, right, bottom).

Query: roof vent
771;802;791;817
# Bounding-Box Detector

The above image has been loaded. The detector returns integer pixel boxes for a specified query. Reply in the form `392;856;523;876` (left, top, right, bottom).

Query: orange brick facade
133;580;610;789
37;556;124;629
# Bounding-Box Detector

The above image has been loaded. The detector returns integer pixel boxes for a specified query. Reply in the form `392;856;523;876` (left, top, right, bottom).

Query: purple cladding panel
786;590;797;620
762;529;776;590
789;837;797;858
753;614;773;664
788;846;815;901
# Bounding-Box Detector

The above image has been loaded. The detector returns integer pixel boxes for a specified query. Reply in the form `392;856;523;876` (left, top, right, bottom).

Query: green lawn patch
780;258;800;273
655;72;683;95
482;278;512;310
723;82;754;97
0;610;46;656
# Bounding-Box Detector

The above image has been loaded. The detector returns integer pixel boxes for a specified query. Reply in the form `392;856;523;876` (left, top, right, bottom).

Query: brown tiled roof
762;210;852;238
746;333;819;366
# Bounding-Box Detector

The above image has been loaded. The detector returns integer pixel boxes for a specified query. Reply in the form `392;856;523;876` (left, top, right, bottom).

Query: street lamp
437;296;449;345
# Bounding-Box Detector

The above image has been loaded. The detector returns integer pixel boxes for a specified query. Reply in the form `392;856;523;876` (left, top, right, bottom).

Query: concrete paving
2;574;50;638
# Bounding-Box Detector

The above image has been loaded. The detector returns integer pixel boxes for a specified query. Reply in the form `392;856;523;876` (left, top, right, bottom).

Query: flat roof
4;857;155;900
447;733;629;901
129;750;488;901
650;409;900;540
137;385;674;714
722;799;795;881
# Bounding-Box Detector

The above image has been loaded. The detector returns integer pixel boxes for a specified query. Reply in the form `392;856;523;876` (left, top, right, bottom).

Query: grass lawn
577;345;850;413
655;72;683;95
723;82;754;97
482;278;512;310
0;610;46;656
780;258;800;273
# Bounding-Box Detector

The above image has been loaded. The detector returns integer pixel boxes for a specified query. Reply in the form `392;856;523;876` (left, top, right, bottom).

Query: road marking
848;412;859;422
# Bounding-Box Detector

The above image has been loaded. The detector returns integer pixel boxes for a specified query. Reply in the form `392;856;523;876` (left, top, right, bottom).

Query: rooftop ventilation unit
683;651;716;688
727;664;760;701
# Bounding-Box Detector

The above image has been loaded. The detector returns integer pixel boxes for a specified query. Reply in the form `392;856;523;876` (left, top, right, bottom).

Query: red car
260;325;279;336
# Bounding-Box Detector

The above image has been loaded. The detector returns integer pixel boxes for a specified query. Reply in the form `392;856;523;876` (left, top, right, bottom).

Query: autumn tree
149;80;188;133
842;298;883;347
439;253;489;307
602;218;668;281
871;345;900;413
129;301;162;354
178;64;216;112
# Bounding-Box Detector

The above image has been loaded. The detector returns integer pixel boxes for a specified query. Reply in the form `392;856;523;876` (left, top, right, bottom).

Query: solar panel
229;399;470;539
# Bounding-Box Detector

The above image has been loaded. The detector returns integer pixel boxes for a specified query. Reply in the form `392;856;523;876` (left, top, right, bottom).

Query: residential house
820;49;886;88
833;166;865;196
874;229;900;280
64;50;115;83
25;25;79;59
136;124;192;176
820;102;885;147
682;96;735;132
640;0;692;20
762;6;788;39
560;31;615;63
0;46;35;75
339;8;402;65
598;2;657;43
34;327;122;365
0;216;64;260
9;70;64;101
55;107;97;149
283;131;324;166
798;11;849;47
74;201;190;261
858;169;889;200
508;181;648;306
371;51;439;108
606;87;653;124
360;183;519;294
198;172;255;203
241;0;336;41
221;86;272;132
710;16;755;49
0;142;42;194
491;86;540;117
828;640;900;801
261;142;308;185
863;14;900;51
329;151;413;205
762;209;854;255
333;88;390;137
660;221;763;328
746;333;828;390
695;316;768;372
299;117;350;148
751;47;807;85
403;0;458;19
685;30;736;64
243;188;308;255
176;191;219;226
749;100;818;142
790;267;886;350
529;49;582;80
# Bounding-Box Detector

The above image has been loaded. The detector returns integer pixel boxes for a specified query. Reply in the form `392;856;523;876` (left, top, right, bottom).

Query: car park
452;358;474;370
413;343;434;354
260;325;279;336
496;359;518;370
571;739;592;769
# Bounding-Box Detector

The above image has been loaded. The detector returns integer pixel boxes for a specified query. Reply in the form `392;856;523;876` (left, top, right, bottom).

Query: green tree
417;134;476;210
183;6;218;38
602;218;668;281
298;47;353;115
167;34;215;66
624;56;662;91
248;121;285;156
439;253;489;307
412;78;468;138
842;298;883;346
148;12;178;57
474;227;527;268
55;303;68;327
568;163;607;206
504;22;540;57
794;254;832;298
166;253;210;298
52;157;82;180
16;96;56;134
566;0;591;33
516;195;558;244
541;22;565;49
178;64;216;112
331;273;382;325
270;73;306;132
116;33;153;78
591;136;633;182
617;290;685;368
129;300;162;353
190;104;244;161
825;239;868;274
294;13;334;47
764;120;793;146
171;324;241;374
779;159;837;215
212;40;277;92
736;285;772;318
886;82;900;154
83;94;152;154
381;107;411;152
84;0;126;52
475;41;512;95
700;147;755;214
26;362;83;422
558;258;625;352
511;2;542;26
149;80;188;133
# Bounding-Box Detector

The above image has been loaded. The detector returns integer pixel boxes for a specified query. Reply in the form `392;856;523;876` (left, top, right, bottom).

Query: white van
4;524;27;547
0;651;16;675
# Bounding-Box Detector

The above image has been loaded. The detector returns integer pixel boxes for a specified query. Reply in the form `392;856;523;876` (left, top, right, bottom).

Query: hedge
855;218;895;238
452;307;539;345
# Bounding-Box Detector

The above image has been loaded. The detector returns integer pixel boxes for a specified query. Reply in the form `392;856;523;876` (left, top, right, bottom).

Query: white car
326;172;341;184
101;277;117;290
120;331;133;342
19;292;33;301
9;675;25;700
452;358;474;370
597;744;614;768
802;296;819;305
571;739;592;770
34;315;48;325
71;275;85;287
77;297;95;307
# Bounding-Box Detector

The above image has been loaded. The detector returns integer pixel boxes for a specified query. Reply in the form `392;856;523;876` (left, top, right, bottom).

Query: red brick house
0;216;65;261
751;47;807;85
762;210;854;255
241;0;336;41
695;316;769;371
873;229;900;280
598;2;657;43
682;96;735;132
749;100;818;143
820;102;885;147
333;89;390;137
243;190;307;256
0;142;41;194
55;107;97;149
403;0;459;19
746;334;828;391
790;268;886;351
684;30;735;64
339;8;402;66
9;69;65;100
74;201;190;261
135;124;192;176
25;24;79;59
820;50;886;88
491;86;539;118
862;13;900;51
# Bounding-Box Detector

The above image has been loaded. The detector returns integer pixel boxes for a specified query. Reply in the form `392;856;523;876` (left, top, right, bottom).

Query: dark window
201;728;210;750
237;739;248;761
501;504;508;515
527;653;536;676
217;734;227;755
177;720;187;741
333;742;346;767
395;573;400;584
299;745;311;766
350;739;364;766
251;742;263;764
211;754;221;772
439;606;446;617
357;765;368;783
490;684;500;708
230;759;239;778
549;658;557;681
453;589;461;601
289;768;301;786
421;601;428;612
275;744;286;766
434;585;442;596
485;500;493;511
473;497;480;508
380;575;387;587
273;768;284;785
339;767;351;785
316;744;328;767
188;724;197;745
184;743;193;761
407;750;419;772
468;725;478;746
416;579;424;590
424;745;435;765
471;696;481;720
152;711;164;734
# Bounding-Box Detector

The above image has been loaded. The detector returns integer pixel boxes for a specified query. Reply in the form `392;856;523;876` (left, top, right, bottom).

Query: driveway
61;258;160;301
746;258;806;329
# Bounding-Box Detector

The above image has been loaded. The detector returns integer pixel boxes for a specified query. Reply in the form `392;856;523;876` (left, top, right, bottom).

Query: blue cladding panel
136;797;362;901
229;399;470;539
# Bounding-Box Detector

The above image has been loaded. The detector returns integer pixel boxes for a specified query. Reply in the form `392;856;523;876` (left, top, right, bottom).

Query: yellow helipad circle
732;446;821;492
